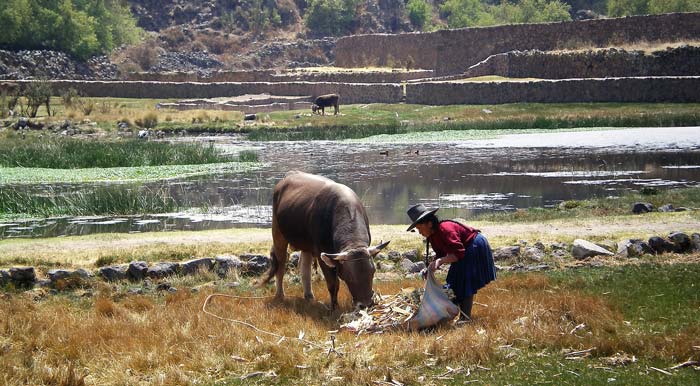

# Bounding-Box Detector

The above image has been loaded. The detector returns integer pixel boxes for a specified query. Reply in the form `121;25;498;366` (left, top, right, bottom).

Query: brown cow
262;171;389;310
311;94;339;115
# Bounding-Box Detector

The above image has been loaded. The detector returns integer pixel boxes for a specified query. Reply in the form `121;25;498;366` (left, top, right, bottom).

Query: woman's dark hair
418;213;440;230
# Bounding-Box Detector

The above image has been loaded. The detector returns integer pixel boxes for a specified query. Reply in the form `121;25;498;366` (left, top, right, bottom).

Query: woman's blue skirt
445;233;497;302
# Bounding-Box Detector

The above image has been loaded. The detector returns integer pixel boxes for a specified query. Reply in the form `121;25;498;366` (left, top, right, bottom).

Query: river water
2;127;699;238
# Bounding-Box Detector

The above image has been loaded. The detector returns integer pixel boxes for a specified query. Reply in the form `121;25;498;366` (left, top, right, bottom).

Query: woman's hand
429;258;443;272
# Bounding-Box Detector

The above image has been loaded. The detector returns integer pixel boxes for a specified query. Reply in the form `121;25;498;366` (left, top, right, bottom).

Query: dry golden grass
2;269;694;385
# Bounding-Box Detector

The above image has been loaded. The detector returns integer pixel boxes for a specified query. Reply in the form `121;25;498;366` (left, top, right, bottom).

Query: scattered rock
181;258;215;275
239;254;269;276
147;262;179;279
493;246;520;261
216;255;242;278
0;270;10;286
99;265;127;282
669;231;692;253
617;239;653;258
658;204;675;212
572;239;614;260
288;251;300;268
523;246;545;262
692;233;700;252
648;236;675;254
9;267;36;287
127;261;149;281
401;249;419;261
632;202;653;214
400;258;421;273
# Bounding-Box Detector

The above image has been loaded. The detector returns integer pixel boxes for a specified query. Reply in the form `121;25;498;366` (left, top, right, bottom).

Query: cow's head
320;240;390;309
311;104;319;114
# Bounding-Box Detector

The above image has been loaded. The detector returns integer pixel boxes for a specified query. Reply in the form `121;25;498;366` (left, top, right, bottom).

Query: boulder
240;254;269;276
572;239;614;260
377;261;395;271
288;251;300;268
669;232;692;253
9;267;36;287
523;246;545;262
47;268;91;285
147;262;179;279
215;255;243;278
658;204;675;212
632;202;653;214
692;233;700;252
648;236;675;254
99;265;127;282
617;239;653;258
387;251;402;261
0;270;10;286
401;249;419;261
400;258;421;273
493;246;520;261
181;258;214;275
127;261;149;281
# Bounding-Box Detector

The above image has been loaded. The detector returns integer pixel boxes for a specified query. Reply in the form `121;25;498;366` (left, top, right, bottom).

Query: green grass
0;185;178;217
473;186;700;223
0;134;236;168
248;103;700;141
0;161;257;184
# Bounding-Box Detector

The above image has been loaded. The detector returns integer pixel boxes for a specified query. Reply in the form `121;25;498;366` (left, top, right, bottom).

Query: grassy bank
1;263;697;385
5;98;700;139
0;132;243;168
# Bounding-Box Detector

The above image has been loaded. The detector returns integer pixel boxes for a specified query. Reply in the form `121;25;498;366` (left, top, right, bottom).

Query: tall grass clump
0;185;177;217
0;135;235;168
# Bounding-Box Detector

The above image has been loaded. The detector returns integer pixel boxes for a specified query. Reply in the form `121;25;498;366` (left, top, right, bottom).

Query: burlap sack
407;270;459;331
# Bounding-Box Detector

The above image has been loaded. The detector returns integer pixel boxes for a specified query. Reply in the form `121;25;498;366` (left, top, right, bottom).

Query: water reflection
2;128;700;238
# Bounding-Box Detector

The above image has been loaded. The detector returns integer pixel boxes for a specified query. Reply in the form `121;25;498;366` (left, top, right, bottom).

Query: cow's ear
368;240;391;257
321;252;347;267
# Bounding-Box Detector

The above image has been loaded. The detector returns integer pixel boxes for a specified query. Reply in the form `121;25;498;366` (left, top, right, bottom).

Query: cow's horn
368;240;391;256
320;252;348;267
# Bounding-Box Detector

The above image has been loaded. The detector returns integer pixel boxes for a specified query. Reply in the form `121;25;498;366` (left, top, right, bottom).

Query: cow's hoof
304;294;315;301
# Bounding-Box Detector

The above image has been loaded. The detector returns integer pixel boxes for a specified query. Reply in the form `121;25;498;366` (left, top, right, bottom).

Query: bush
305;0;359;37
23;80;52;118
407;0;431;29
135;112;159;128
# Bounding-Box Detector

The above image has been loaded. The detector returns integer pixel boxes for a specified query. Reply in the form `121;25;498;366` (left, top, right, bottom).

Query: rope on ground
201;293;334;353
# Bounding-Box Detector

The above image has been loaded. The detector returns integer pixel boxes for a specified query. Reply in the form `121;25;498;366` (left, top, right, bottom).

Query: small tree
406;0;432;29
24;80;52;118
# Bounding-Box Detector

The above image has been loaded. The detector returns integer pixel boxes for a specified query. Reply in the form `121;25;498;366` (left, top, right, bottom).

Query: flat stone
215;255;242;278
147;262;179;279
181;258;215;275
617;239;653;258
572;239;614;260
99;265;127;282
493;246;520;261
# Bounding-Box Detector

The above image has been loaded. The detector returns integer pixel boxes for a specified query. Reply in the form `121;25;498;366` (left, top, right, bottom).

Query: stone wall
405;76;700;104
126;69;434;83
463;46;700;79
336;13;700;76
18;80;403;104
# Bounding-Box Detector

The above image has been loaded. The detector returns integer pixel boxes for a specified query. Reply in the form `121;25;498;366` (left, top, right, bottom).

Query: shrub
23;79;52;118
135;112;158;128
61;88;80;108
407;0;431;29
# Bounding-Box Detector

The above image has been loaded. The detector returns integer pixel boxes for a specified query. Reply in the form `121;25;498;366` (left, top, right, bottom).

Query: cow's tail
260;247;279;286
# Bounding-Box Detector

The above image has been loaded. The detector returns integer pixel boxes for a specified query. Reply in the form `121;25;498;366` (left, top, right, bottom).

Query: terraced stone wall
24;81;404;104
336;13;700;76
126;70;434;83
463;46;700;79
405;76;700;105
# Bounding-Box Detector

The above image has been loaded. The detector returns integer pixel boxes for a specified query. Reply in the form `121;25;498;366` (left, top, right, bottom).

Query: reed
0;185;177;217
0;135;235;168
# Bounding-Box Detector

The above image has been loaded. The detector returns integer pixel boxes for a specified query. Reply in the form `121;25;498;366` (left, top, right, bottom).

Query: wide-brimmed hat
406;204;439;231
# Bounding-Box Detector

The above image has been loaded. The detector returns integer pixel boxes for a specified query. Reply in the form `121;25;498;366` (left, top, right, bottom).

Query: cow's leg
271;219;288;300
321;106;325;115
299;251;314;301
318;261;340;310
333;103;338;115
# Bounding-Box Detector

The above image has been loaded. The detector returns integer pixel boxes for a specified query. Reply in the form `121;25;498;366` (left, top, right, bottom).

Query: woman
406;204;496;320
